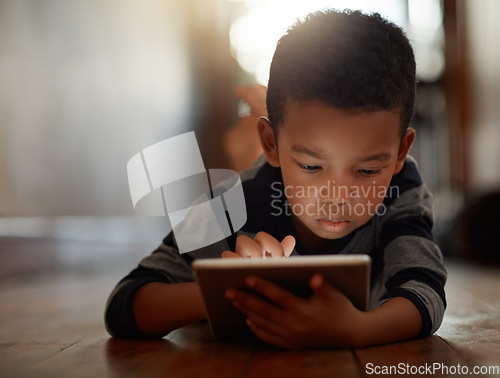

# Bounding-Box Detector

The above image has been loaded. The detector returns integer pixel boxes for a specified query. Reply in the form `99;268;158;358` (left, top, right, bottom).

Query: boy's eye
299;163;321;172
358;168;382;176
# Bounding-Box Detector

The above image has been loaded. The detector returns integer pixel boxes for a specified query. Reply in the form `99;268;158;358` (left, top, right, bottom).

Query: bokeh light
229;0;444;84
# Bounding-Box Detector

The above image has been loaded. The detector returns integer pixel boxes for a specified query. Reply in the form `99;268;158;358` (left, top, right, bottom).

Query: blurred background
0;0;499;262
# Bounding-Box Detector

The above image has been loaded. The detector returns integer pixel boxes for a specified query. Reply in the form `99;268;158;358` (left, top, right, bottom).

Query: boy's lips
317;218;351;233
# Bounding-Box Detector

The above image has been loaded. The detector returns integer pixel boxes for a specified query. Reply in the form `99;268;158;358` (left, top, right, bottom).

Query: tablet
192;254;371;341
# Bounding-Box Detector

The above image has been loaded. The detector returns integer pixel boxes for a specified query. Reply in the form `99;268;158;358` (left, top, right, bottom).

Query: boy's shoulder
239;154;273;182
239;154;280;199
382;155;434;230
387;155;424;201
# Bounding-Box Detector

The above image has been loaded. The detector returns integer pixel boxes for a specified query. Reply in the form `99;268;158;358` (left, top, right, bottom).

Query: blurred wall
2;0;499;217
0;0;195;216
466;0;500;192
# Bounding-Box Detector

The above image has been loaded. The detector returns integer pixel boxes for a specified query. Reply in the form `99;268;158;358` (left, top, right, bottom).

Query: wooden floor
1;237;499;377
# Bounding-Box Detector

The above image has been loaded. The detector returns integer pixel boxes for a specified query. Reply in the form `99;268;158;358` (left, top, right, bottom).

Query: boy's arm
375;158;447;337
132;281;206;336
355;161;447;345
375;234;446;337
105;233;219;339
105;264;202;339
358;297;421;346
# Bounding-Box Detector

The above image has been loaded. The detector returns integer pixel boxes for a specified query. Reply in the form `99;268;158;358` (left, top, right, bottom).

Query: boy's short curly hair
266;9;416;138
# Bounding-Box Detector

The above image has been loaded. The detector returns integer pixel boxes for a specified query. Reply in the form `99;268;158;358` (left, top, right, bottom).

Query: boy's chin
313;229;353;241
300;226;352;251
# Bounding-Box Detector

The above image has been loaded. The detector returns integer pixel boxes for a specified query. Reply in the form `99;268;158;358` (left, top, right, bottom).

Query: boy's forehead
281;101;402;127
277;101;403;147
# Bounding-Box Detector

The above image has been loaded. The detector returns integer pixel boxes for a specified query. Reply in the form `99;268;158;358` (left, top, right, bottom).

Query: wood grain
1;238;499;377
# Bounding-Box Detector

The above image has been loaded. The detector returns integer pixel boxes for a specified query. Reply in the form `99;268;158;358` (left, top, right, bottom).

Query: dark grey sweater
105;155;447;339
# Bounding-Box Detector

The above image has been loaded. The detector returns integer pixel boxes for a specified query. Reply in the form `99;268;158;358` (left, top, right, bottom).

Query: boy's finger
229;289;284;324
309;274;341;300
221;251;241;259
280;235;296;257
245;318;291;349
235;234;263;258
254;231;285;257
245;275;299;310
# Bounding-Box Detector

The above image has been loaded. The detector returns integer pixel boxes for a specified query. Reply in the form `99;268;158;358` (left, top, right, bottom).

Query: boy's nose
319;183;351;205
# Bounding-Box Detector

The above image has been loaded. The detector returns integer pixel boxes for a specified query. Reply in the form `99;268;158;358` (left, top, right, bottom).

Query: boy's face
258;101;415;251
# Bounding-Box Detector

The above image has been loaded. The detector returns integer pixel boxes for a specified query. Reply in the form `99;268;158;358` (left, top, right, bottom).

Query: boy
105;10;446;349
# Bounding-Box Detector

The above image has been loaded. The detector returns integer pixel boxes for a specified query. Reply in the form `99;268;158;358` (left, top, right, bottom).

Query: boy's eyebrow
292;146;392;162
358;152;393;162
291;145;327;160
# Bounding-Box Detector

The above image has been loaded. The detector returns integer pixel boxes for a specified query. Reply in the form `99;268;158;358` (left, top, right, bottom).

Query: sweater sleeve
104;233;196;339
375;158;447;337
104;264;173;339
104;231;233;339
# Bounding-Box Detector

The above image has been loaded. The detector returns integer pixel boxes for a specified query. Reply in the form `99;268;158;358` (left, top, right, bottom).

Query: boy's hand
221;232;295;259
225;274;366;349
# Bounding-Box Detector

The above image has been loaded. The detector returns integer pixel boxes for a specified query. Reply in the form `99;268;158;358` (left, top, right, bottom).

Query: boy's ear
394;127;416;174
257;117;280;167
